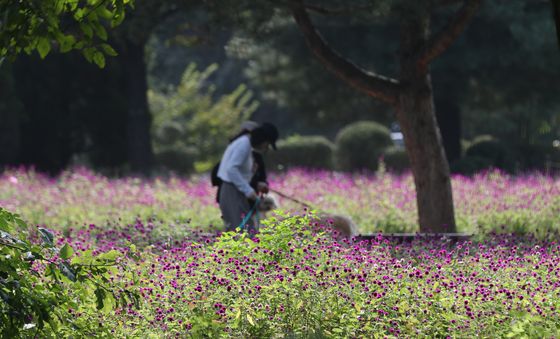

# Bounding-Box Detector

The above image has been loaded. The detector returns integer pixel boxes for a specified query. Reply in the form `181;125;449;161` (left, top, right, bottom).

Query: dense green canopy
0;0;131;66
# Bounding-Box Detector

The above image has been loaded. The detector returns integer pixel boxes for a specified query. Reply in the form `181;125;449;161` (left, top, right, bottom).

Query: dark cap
251;122;279;150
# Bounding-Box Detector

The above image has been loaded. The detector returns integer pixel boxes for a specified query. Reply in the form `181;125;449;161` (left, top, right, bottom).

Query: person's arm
254;151;268;183
226;141;256;198
250;151;269;193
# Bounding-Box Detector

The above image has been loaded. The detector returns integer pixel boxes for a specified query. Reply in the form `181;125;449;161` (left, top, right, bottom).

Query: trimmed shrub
155;145;197;174
267;135;334;171
335;121;392;172
465;137;514;172
450;156;494;175
511;143;557;171
461;135;493;156
383;146;409;173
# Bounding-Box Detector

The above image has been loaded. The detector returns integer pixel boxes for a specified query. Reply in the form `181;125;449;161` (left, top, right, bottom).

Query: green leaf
80;22;94;39
59;244;74;260
246;314;255;326
100;43;118;57
95;288;106;310
74;8;85;19
97;249;120;261
83;47;95;62
93;22;108;41
97;7;115;20
58;34;76;53
37;37;51;59
92;51;106;68
74;41;86;50
24;45;34;55
112;1;125;27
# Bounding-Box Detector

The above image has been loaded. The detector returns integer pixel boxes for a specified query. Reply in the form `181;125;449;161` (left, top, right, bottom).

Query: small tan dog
257;195;358;238
257;195;278;214
315;213;358;238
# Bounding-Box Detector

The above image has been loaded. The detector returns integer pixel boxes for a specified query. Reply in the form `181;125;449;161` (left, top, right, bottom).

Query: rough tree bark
113;1;181;176
397;13;456;232
291;0;481;232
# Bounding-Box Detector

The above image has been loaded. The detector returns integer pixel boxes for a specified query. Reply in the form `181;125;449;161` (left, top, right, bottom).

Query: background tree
108;1;178;175
206;1;551;229
216;0;483;233
0;0;130;65
553;0;560;47
219;0;559;167
0;64;21;167
0;0;135;173
224;19;394;138
1;0;558;185
149;62;258;173
0;0;194;175
11;52;127;174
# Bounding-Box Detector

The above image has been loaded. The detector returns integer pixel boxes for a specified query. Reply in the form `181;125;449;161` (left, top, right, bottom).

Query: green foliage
214;212;317;264
466;138;514;172
453;137;558;175
335;121;392;172
450;156;494;175
5;168;560;336
267;135;335;171
0;0;133;66
224;14;394;132
459;2;560;148
511;143;558;171
0;207;139;337
220;0;560;164
383;146;409;173
154;144;197;174
149;63;258;173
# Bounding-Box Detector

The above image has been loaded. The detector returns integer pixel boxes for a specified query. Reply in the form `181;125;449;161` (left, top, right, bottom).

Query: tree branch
280;0;375;16
431;0;465;8
290;0;400;105
417;0;482;68
553;0;560;48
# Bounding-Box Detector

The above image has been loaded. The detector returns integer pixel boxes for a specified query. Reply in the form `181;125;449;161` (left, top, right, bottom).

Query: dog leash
269;188;314;210
238;197;260;230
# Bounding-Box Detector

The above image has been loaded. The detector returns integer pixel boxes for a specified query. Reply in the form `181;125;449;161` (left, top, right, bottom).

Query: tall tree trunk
290;1;481;233
553;0;560;48
0;64;21;168
398;13;457;233
120;40;155;175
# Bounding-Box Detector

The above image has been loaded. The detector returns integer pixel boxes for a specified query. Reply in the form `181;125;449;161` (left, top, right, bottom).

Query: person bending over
217;123;278;233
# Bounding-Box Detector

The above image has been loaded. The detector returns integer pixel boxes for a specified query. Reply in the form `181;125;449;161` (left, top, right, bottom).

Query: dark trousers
219;182;256;233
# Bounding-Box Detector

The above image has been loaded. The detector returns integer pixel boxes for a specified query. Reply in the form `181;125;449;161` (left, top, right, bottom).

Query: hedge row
267;121;408;173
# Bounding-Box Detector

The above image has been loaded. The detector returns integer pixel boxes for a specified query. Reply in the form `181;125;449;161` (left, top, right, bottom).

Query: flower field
1;168;560;337
2;167;560;235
